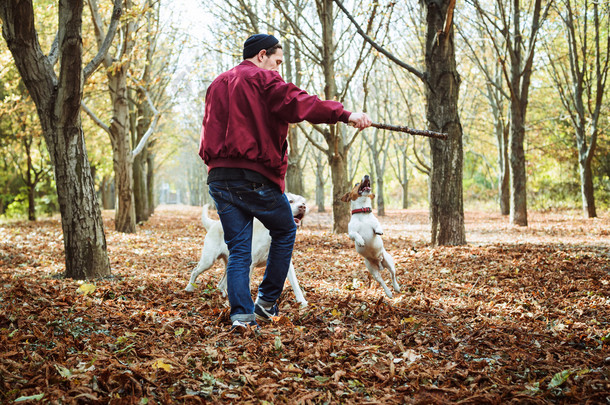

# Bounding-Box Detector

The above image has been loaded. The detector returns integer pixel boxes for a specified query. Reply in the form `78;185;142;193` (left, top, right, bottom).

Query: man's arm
266;74;370;128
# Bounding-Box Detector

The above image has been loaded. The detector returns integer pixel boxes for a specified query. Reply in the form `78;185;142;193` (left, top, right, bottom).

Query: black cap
243;34;279;59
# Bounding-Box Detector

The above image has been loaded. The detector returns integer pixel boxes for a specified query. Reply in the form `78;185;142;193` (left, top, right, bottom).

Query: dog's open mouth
294;213;304;227
358;177;371;194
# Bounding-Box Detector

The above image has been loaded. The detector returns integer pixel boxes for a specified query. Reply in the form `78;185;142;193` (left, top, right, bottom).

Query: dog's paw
355;239;366;247
184;283;196;292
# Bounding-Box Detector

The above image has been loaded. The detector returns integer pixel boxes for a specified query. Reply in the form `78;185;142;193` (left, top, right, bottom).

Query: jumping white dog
341;175;400;298
185;192;308;306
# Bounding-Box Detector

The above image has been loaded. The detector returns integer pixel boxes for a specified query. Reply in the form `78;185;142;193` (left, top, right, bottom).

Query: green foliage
0;177;58;220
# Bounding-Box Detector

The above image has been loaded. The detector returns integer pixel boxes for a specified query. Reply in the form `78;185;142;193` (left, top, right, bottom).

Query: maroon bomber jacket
199;60;351;192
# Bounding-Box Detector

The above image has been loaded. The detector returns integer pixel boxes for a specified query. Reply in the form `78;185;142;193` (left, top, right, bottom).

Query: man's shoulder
236;62;283;82
210;62;286;92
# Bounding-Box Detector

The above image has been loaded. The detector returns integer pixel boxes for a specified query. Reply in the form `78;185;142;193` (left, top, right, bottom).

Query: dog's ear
369;194;375;200
340;192;351;202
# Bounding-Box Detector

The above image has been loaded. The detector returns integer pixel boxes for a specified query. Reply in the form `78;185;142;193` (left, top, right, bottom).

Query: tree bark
282;21;305;197
509;102;528;225
133;90;151;222
579;134;597;217
317;0;350;233
133;148;148;222
498;123;510;215
100;174;114;209
286;126;304;196
376;176;385;216
23;137;36;221
506;0;548;226
108;69;136;232
146;152;156;214
425;0;466;246
314;152;326;212
1;0;112;278
330;151;349;232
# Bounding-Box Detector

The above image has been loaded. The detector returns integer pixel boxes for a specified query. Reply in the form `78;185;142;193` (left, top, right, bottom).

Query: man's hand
348;112;372;130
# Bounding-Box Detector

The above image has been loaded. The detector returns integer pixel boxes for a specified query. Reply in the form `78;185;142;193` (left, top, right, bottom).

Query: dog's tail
201;204;218;231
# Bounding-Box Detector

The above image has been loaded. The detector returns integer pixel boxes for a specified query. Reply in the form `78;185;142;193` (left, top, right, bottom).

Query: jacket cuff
339;109;352;123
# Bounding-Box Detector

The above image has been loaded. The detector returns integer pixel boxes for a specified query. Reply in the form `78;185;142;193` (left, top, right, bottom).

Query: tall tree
335;0;466;245
0;0;121;278
85;0;137;233
283;16;306;196
131;0;177;221
458;15;510;215
424;0;465;245
84;0;160;232
472;0;552;226
545;0;609;217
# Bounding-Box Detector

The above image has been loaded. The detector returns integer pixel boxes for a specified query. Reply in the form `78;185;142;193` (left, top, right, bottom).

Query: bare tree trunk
1;0;114;279
545;0;607;218
376;176;385;216
579;136;597;217
425;0;466;246
133;149;148;221
471;0;549;226
87;0;136;233
509;103;528;225
283;21;305;197
146;152;156;215
107;52;135;231
507;0;548;226
330;152;349;232
133;90;151;221
108;70;136;232
498;124;510;215
508;0;530;227
315;152;326;212
100;174;114;209
318;0;350;233
23;137;36;221
286;127;304;195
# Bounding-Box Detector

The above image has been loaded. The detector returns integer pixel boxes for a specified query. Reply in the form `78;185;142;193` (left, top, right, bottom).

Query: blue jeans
208;180;297;322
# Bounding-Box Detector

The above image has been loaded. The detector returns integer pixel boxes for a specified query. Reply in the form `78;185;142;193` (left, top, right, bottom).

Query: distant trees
1;0;609;252
544;0;609;218
83;0;163;233
458;10;510;215
471;0;552;226
0;75;53;220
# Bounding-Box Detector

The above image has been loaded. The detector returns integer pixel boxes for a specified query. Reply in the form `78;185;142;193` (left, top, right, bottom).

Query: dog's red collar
351;207;372;214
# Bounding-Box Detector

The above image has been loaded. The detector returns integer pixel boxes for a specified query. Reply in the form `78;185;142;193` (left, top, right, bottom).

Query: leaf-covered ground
1;205;609;404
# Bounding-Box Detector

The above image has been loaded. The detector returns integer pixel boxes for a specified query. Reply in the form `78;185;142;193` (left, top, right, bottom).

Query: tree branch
130;78;161;158
83;0;123;80
332;0;427;84
297;123;328;154
81;101;111;135
47;32;60;66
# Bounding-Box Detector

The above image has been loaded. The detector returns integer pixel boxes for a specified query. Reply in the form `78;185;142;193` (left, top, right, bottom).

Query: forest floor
1;205;609;404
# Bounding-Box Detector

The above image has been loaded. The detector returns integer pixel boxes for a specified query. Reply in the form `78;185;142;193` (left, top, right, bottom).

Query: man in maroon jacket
199;34;371;332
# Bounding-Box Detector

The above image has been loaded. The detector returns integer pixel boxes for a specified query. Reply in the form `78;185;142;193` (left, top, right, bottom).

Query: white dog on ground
185;192;308;306
341;175;400;298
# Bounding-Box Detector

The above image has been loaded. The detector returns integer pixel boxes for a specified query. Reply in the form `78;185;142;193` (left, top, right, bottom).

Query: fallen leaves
0;206;609;403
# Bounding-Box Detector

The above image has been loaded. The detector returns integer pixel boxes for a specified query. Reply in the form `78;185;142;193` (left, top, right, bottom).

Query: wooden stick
370;122;449;140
